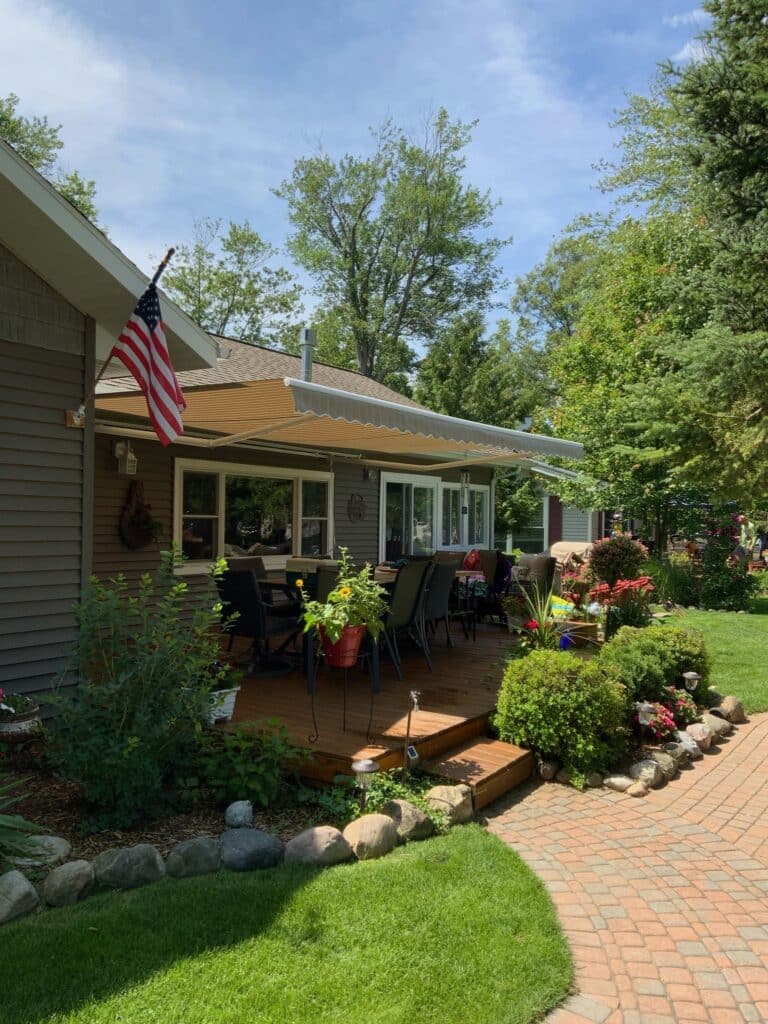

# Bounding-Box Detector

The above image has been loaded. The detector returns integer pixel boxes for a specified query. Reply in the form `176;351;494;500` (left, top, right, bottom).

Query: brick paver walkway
487;713;768;1024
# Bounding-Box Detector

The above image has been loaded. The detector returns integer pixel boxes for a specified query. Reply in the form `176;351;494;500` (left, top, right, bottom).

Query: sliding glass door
382;476;438;560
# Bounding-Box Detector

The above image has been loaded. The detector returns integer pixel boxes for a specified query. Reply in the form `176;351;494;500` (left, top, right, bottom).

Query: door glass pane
225;476;293;554
442;488;460;546
302;480;328;518
468;489;487;546
183;472;217;515
385;482;406;560
182;517;216;560
301;519;328;556
412;486;435;555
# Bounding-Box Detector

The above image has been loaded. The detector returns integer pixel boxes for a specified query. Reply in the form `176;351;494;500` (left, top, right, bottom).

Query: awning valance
95;375;582;468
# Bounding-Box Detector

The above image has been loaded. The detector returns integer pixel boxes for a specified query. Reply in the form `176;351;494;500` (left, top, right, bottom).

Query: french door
381;475;438;560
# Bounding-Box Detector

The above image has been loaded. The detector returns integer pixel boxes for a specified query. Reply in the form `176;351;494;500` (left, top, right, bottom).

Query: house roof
0;140;218;372
98;335;425;408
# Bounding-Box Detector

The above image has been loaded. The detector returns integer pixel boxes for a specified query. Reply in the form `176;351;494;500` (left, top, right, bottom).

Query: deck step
422;738;534;810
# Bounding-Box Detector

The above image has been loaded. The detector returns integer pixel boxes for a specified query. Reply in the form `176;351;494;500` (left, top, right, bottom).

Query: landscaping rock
342;814;398;860
629;759;664;788
626;780;649;798
380;799;434;842
702;712;733;740
43;860;94;907
93;844;165;889
673;730;703;760
662;742;689;767
555;767;572;785
166;837;221;879
9;835;71;868
603;775;634;793
284;826;353;866
538;759;560;782
0;870;39;925
424;784;474;824
719;696;747;724
224;800;253;829
585;772;603;788
686;722;713;751
220;829;283;871
649;750;678;782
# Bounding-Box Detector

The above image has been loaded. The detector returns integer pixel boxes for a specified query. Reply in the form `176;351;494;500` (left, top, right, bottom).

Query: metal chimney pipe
299;327;317;382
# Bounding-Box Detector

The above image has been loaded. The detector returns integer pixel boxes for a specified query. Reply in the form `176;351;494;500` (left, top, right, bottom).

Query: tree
274;109;507;380
414;312;488;418
0;93;98;221
162;218;303;348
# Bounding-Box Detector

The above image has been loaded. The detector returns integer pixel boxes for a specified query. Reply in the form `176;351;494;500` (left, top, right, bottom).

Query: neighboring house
0;140;219;705
506;492;604;553
94;335;583;591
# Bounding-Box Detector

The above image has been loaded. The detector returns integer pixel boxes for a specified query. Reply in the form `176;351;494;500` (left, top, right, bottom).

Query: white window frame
174;458;333;573
378;471;490;561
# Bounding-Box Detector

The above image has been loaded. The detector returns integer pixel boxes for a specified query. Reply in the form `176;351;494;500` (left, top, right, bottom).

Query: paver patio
487;713;768;1024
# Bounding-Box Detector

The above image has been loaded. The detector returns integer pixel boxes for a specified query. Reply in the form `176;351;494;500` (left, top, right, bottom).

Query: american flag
111;284;186;446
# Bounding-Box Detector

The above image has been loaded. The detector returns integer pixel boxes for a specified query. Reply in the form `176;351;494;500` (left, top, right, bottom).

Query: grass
0;825;571;1024
671;607;768;714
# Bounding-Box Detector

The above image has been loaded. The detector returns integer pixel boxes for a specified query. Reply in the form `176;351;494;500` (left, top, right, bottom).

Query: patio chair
227;556;301;614
216;568;302;675
380;560;432;679
422;558;470;647
475;549;514;624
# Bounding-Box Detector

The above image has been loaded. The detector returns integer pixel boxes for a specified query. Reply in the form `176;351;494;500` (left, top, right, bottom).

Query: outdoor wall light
683;671;701;692
113;439;138;475
351;757;380;812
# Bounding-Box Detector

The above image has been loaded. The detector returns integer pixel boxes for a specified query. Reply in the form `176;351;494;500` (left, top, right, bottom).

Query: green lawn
673;608;768;714
0;826;571;1024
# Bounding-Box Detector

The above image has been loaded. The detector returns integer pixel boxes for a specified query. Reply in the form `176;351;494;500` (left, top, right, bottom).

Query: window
175;459;332;567
468;488;488;546
442;487;461;547
439;482;489;550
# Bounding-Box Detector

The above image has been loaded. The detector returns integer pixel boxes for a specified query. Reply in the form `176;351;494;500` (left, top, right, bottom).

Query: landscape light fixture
351;758;380;812
683;671;701;692
635;701;655;748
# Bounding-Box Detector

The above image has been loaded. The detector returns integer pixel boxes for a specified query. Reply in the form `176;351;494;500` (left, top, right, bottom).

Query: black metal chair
227;556;301;615
216;568;302;675
422;558;471;647
380;561;432;678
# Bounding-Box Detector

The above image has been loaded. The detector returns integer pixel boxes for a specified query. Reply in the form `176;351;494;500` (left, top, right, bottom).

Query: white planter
207;687;240;724
0;711;42;741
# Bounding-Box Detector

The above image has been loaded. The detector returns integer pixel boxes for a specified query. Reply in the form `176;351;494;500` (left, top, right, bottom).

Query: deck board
225;624;512;782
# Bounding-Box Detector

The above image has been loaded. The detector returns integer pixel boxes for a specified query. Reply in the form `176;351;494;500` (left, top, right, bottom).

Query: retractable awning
95;375;583;468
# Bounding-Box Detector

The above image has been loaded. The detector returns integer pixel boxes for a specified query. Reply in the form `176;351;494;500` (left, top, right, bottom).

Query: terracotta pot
320;625;367;667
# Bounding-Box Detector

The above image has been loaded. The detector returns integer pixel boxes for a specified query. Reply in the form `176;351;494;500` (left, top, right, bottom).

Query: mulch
9;769;315;860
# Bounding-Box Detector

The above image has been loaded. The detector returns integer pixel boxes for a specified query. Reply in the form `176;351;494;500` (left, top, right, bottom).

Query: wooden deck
226;623;527;788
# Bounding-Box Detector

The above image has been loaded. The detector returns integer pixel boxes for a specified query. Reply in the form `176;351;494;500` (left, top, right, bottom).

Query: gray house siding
0;243;88;699
333;460;380;566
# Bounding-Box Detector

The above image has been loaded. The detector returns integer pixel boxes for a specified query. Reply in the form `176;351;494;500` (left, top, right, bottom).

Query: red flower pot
320;625;367;667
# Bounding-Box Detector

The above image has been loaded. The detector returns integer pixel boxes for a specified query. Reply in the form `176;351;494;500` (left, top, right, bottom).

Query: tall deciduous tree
162;218;303;348
274;109;507;380
0;93;99;221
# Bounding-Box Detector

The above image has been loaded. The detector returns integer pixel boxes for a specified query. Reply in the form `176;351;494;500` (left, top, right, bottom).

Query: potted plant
0;690;42;741
206;662;243;724
300;548;388;667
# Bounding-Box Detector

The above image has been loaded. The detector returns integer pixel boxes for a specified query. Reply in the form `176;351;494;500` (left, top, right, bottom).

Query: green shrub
589;535;648;586
180;722;306;807
494;650;629;787
47;552;229;830
699;509;759;610
0;775;42;870
598;626;677;702
652;625;710;687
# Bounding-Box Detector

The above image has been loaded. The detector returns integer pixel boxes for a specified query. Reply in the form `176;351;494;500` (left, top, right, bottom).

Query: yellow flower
338;586;352;598
295;579;304;588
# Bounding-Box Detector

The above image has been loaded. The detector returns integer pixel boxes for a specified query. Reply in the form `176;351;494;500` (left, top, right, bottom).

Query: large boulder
166;837;221;879
719;696;747;724
673;730;703;761
629;759;664;788
8;835;71;868
224;800;253;829
0;870;39;925
92;844;165;890
284;826;353;866
649;750;678;782
702;712;733;740
43;860;94;907
662;742;690;768
686;722;713;751
342;814;398;860
220;829;284;871
425;784;474;824
380;799;434;842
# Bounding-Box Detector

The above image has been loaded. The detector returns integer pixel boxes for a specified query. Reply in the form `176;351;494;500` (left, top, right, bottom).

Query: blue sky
1;0;706;322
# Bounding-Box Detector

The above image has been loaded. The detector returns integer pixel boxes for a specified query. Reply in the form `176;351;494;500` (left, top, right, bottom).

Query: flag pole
66;248;176;428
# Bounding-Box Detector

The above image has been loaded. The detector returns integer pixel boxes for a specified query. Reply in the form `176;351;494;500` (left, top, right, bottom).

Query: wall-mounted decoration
347;493;367;522
119;480;160;550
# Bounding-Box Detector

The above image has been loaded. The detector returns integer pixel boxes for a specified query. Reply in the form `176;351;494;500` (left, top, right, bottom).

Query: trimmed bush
652;626;710;688
589;535;648;587
598;626;677;702
494;650;629;788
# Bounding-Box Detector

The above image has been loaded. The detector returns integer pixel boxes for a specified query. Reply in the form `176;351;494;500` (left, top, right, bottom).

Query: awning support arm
206;412;316;448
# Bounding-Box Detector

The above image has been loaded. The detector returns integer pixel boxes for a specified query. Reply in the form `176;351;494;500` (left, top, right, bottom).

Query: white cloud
663;9;708;29
672;39;708;62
